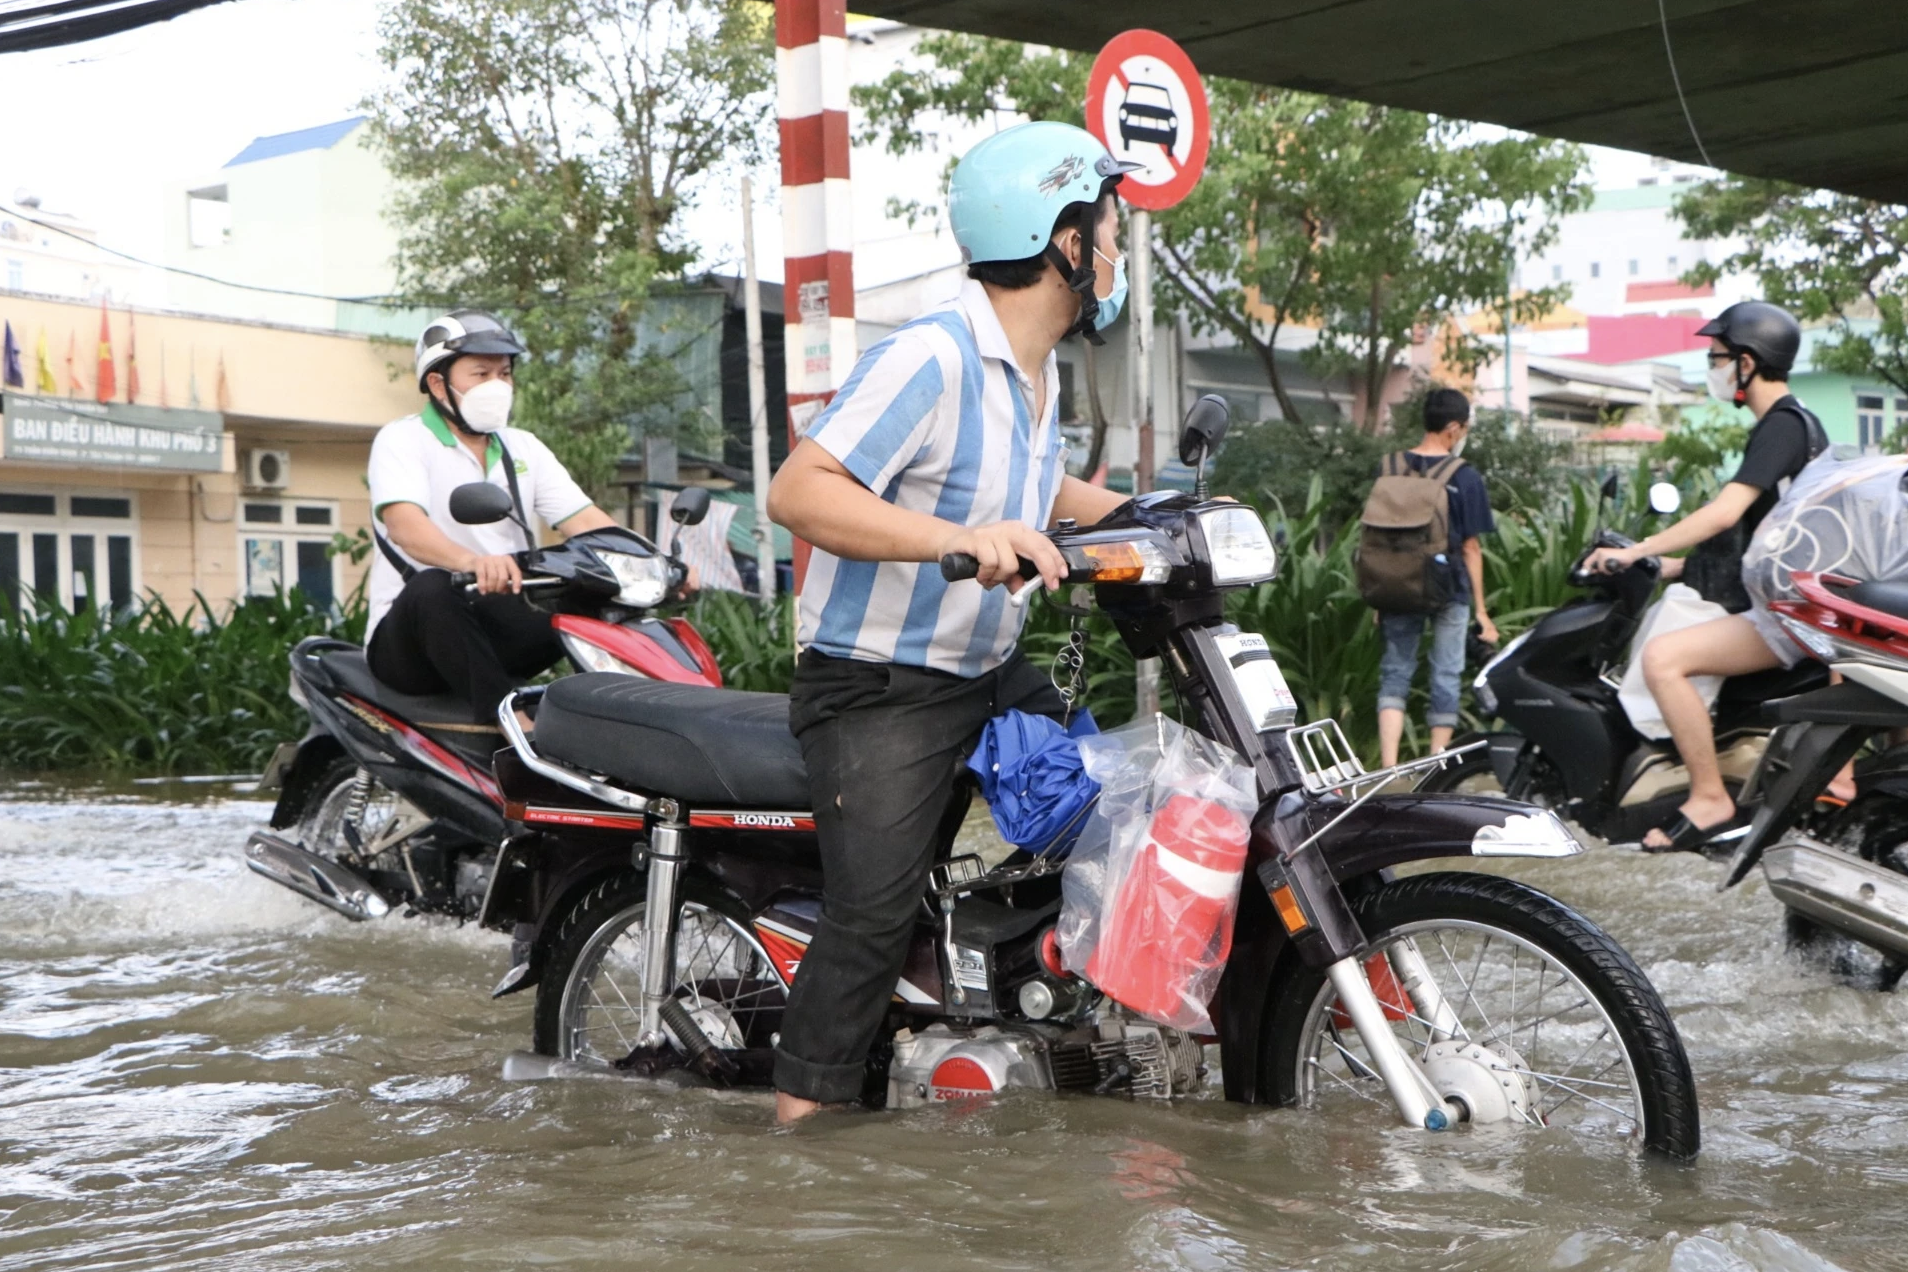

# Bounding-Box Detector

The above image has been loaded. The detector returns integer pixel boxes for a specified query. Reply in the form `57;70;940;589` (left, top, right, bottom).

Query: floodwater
3;784;1906;1271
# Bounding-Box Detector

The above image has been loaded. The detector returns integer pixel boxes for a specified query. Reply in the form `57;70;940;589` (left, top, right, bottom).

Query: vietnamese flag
95;300;115;403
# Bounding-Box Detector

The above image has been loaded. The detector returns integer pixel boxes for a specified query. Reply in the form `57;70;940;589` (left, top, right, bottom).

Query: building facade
0;293;413;617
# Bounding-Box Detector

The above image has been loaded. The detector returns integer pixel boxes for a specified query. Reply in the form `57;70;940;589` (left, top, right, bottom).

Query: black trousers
772;648;1065;1103
366;569;564;723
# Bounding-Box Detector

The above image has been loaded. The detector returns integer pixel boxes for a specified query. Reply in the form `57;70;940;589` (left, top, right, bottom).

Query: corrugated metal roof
224;117;366;168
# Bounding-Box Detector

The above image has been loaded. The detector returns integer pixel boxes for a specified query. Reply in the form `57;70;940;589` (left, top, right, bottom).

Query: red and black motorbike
483;402;1701;1158
244;486;721;938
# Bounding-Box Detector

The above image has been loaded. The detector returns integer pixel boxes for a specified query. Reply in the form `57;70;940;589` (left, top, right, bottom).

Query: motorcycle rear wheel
1259;871;1700;1159
295;758;401;863
533;870;788;1062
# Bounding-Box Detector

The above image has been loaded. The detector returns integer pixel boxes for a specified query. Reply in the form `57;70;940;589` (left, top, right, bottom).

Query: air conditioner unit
244;449;291;490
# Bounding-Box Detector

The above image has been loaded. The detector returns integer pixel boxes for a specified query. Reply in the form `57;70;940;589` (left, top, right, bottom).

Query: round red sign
1084;29;1210;212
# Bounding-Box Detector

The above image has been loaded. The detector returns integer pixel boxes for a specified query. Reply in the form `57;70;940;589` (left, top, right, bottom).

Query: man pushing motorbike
764;123;1141;1122
1587;301;1829;851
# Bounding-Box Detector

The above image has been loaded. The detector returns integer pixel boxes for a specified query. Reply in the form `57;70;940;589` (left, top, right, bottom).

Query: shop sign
0;394;227;472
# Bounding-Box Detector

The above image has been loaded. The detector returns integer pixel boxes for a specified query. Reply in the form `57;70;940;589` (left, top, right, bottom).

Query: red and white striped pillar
776;0;855;587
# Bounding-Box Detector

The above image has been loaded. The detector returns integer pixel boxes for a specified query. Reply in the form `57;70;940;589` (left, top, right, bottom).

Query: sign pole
740;174;775;604
1131;205;1153;496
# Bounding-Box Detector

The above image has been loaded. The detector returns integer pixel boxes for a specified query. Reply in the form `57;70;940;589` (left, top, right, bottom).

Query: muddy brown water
3;783;1905;1271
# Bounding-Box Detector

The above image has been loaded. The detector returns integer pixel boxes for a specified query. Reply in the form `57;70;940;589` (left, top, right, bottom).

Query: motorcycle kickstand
637;805;689;1051
1325;955;1458;1130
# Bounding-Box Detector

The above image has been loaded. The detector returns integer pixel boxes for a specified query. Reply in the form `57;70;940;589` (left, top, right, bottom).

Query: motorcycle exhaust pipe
1763;837;1908;959
244;831;391;922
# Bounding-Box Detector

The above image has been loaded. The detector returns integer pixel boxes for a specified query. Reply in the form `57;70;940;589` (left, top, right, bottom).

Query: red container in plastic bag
1087;793;1249;1023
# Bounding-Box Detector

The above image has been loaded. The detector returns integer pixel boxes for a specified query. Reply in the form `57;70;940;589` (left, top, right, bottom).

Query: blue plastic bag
967;709;1101;857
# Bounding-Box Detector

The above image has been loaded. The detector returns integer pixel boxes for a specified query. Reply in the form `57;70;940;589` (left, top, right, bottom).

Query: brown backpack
1354;452;1463;614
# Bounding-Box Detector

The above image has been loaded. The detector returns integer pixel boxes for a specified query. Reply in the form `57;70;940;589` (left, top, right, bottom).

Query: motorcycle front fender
1217;790;1583;1104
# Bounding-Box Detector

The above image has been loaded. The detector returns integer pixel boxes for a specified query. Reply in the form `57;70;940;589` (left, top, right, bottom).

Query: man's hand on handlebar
1584;545;1639;576
936;520;1067;593
467;552;523;595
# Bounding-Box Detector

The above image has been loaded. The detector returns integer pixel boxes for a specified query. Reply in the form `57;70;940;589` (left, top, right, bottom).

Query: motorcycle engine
887;1015;1205;1109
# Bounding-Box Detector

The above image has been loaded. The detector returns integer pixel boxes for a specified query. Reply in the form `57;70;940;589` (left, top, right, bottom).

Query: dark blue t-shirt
1394;452;1495;599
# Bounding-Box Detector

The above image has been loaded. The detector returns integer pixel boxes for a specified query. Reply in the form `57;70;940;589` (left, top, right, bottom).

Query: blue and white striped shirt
797;278;1068;677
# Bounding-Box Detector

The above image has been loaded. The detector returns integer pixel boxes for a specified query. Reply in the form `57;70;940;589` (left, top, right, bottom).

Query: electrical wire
1656;0;1717;169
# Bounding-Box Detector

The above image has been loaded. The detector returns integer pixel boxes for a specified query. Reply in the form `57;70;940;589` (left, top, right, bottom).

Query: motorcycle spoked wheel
1260;872;1700;1159
295;758;403;865
533;870;788;1063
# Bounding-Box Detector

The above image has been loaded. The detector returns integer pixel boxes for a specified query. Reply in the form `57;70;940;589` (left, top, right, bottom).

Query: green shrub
686;591;796;694
0;591;356;774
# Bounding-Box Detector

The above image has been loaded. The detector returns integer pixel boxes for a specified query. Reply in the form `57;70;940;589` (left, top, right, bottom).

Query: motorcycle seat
534;673;809;808
312;647;496;730
1841;577;1908;622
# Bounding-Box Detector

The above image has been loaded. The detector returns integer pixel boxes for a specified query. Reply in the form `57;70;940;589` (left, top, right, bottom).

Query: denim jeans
1377;600;1470;729
773;649;1064;1104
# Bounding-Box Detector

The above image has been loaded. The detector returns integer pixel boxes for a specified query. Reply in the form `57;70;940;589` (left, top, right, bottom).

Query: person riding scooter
366;310;622;730
1586;301;1829;852
763;122;1142;1122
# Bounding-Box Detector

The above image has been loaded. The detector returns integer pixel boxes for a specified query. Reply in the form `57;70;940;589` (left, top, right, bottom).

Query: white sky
0;0;1691;288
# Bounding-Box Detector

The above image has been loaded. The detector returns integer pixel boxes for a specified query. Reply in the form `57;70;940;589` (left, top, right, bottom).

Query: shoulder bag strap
1427;454;1464;483
493;432;538;553
373;523;417;582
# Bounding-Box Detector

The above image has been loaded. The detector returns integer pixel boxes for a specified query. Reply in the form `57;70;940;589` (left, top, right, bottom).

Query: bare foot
1826;760;1857;804
775;1091;821;1124
1643;792;1736;850
515;708;536;736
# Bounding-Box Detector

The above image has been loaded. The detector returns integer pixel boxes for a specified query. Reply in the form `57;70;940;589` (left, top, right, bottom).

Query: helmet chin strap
1734;353;1752;407
1046;198;1106;346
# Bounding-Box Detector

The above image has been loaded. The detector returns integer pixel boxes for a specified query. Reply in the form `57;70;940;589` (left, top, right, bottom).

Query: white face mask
1706;359;1741;404
1451;434;1468;457
451;378;514;433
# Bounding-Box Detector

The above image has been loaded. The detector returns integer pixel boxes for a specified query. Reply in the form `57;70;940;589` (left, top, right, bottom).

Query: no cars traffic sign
1085;29;1210;211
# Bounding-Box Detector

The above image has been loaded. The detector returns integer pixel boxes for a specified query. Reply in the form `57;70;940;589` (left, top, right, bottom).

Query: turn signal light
1271;883;1309;933
1081;540;1171;584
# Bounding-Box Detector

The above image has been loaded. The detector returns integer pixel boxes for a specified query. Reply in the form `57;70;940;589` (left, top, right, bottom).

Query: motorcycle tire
532;869;787;1062
1259;871;1700;1160
293;757;373;858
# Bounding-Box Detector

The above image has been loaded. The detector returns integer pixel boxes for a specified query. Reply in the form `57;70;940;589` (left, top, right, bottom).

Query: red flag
126;311;140;404
95;300;115;403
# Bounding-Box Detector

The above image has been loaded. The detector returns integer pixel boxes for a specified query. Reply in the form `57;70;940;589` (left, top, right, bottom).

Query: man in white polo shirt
365;310;618;726
764;123;1140;1120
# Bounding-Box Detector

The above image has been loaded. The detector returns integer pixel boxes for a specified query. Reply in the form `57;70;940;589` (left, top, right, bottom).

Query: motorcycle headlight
600;550;669;608
1197;506;1278;586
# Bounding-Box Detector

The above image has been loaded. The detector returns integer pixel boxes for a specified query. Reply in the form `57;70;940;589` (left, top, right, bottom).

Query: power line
0;0;234;55
1656;0;1717;170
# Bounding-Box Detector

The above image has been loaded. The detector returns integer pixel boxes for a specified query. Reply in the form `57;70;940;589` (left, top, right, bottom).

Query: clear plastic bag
1055;715;1259;1032
1743;451;1908;609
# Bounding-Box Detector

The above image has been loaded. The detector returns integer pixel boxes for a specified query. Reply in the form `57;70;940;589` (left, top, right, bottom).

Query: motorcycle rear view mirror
1599;472;1621;503
449;482;516;525
671;486;712;527
1180;394;1231;499
1648;481;1683;515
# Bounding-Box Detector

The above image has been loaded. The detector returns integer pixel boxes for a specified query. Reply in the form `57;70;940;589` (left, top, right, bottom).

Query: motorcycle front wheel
1260;871;1700;1159
533;870;788;1062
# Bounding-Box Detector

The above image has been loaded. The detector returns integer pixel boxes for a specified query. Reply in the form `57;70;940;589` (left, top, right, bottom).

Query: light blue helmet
947;121;1140;265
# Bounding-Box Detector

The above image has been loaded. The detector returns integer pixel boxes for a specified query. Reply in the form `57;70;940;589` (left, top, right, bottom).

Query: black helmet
1696;301;1801;378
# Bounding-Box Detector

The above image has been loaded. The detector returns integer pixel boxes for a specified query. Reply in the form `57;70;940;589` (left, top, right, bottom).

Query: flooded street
4;786;1906;1271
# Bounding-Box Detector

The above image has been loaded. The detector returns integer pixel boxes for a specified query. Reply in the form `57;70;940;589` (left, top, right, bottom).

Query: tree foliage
852;33;1590;432
365;0;774;491
1675;177;1908;417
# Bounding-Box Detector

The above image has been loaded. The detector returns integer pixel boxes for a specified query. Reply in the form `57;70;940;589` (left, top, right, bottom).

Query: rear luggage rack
498;688;649;814
1282;719;1485;855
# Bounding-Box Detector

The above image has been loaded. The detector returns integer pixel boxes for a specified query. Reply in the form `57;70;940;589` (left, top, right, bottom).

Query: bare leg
1379;707;1406;769
776;1091;820;1123
1429;726;1453;755
1639;615;1781;848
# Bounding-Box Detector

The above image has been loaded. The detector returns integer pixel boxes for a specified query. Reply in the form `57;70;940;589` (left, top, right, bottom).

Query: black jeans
366;569;564;723
772;648;1065;1103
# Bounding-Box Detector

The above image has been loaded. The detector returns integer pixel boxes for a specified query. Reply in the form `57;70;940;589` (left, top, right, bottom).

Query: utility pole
741;174;774;603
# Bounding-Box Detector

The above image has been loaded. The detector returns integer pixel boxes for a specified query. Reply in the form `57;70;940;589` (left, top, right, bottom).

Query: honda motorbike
485;401;1700;1158
1715;572;1908;985
244;486;719;928
1424;479;1827;848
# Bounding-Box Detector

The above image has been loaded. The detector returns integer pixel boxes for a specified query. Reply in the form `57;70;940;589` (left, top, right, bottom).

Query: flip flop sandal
1640;812;1734;855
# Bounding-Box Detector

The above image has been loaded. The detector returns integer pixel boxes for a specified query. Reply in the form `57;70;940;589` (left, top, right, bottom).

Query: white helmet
413;309;527;391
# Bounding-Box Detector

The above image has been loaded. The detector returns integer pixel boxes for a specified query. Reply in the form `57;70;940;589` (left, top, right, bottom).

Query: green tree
852;34;1590;433
365;0;774;492
1676;177;1908;441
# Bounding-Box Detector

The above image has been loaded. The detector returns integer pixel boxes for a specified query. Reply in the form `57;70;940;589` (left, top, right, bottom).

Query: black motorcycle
244;488;715;935
1424;480;1826;848
484;401;1700;1157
